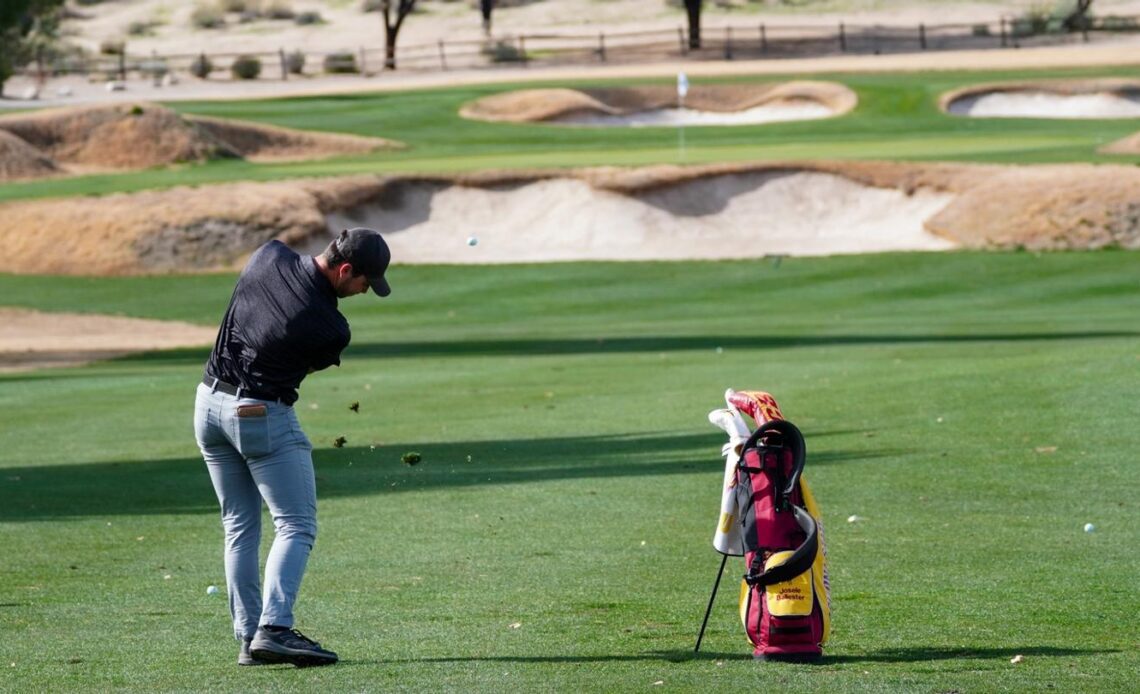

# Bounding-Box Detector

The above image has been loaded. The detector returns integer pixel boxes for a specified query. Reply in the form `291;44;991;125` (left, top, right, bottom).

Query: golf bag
735;418;830;660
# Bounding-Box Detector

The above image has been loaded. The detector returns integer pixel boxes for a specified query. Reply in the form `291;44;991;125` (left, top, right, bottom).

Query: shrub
971;23;991;37
323;51;358;74
295;11;323;25
99;39;126;55
231;54;261;79
482;40;525;63
1010;5;1051;37
1098;15;1139;31
264;1;295;19
127;20;155;36
284;49;305;74
189;53;213;78
191;4;226;29
222;0;251;12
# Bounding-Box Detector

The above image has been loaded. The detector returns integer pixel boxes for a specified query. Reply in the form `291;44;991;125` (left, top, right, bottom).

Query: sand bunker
0;307;217;372
2;161;1138;278
943;79;1140;119
0;102;401;180
460;81;857;126
321;172;954;260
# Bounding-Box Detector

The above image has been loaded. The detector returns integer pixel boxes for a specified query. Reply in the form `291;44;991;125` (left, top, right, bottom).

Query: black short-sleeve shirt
205;241;350;405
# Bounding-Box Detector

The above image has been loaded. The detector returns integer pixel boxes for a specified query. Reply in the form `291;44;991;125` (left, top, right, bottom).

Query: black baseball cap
336;228;391;297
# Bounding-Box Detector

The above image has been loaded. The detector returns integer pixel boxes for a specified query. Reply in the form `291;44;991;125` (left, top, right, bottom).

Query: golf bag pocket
764;551;813;618
232;404;271;457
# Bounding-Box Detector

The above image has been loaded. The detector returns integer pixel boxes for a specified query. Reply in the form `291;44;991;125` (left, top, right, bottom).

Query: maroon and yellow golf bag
735;417;829;660
697;389;830;660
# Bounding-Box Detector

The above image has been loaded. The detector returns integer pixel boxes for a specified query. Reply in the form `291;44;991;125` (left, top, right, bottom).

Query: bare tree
481;0;494;36
381;0;418;70
1061;0;1094;31
684;0;702;50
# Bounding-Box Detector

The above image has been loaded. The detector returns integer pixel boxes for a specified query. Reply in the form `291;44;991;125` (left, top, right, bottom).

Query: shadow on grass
364;645;1115;666
58;329;1139;371
0;431;889;522
819;645;1121;664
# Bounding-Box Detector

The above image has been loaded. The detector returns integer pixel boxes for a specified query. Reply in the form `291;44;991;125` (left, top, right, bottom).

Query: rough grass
0;251;1137;692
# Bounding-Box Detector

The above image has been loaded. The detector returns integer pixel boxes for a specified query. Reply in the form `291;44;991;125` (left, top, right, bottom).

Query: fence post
1000;17;1008;47
598;32;606;62
438;40;447;70
518;36;527;66
759;23;767;53
839;22;846;52
724;26;733;59
919;23;926;50
118;51;126;80
279;48;287;80
359;46;367;75
678;27;688;55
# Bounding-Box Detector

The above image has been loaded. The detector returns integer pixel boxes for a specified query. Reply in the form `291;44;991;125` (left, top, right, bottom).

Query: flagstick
694;553;729;653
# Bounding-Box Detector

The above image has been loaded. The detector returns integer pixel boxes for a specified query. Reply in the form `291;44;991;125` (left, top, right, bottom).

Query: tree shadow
0;430;889;522
88;330;1139;368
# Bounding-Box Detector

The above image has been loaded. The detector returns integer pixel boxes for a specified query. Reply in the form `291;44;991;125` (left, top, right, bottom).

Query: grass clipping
0;102;401;180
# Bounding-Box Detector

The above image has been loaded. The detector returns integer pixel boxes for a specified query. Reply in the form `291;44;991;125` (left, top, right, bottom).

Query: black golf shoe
249;626;338;667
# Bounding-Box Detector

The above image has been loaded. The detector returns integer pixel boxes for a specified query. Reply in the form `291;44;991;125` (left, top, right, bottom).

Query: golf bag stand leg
694;553;729;653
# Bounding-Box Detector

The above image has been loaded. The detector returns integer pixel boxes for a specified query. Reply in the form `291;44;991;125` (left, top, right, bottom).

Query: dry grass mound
0;176;388;275
459;81;857;123
188;114;401;162
0;103;402;180
924;164;1140;250
0;129;61;180
1099;130;1140;155
0;102;236;171
939;77;1140;113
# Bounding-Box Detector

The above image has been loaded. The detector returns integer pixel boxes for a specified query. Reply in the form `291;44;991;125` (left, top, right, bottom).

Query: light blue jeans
193;382;317;641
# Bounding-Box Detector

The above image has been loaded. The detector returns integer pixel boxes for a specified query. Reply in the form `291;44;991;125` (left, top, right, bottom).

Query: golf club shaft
694;553;729;653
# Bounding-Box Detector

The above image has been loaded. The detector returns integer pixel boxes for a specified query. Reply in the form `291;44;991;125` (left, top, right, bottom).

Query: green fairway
1;64;1139;204
1;252;1137;691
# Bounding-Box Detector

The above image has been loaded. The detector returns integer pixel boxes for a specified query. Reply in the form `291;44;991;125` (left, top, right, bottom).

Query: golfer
193;228;392;667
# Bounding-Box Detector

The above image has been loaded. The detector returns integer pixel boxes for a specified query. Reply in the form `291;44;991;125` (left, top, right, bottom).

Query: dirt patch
0;102;401;181
941;78;1140;117
459;81;857;123
1;161;1137;276
1100;130;1140;154
0;307;217;372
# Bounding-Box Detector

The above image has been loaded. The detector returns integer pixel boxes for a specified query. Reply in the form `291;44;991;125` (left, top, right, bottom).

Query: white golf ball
1083;523;1095;533
206;585;219;595
466;236;478;247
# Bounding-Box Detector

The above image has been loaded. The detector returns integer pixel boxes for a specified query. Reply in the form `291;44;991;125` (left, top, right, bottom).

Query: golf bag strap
738;419;807;499
744;505;819;587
